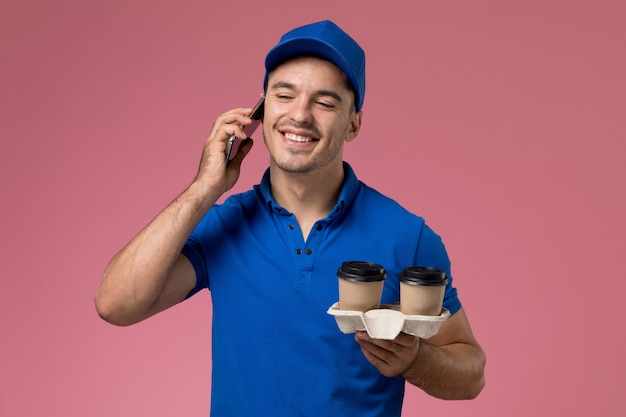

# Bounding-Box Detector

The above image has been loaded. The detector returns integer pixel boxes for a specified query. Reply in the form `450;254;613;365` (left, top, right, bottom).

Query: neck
270;163;345;238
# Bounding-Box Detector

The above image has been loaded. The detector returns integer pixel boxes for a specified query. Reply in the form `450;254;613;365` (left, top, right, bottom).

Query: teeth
284;132;313;143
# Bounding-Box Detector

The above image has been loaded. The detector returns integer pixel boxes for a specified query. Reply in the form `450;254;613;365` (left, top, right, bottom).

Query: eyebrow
269;81;344;103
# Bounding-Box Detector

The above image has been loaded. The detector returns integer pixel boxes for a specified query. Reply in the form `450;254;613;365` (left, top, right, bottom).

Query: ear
345;111;362;142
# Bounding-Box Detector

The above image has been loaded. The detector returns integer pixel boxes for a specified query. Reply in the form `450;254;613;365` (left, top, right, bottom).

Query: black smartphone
225;96;265;163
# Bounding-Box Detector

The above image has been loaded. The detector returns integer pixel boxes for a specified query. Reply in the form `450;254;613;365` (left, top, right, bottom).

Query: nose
287;97;313;124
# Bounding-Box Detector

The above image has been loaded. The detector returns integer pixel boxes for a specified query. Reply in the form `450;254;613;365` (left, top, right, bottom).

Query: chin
271;157;317;175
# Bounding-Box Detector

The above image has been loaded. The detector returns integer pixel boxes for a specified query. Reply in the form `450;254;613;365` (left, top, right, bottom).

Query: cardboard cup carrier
329;263;450;340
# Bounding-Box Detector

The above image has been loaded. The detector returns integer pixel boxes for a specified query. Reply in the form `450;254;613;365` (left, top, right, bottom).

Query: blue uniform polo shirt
182;162;461;417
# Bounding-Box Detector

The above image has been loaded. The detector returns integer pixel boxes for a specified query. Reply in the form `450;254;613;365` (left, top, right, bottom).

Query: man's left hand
354;331;420;377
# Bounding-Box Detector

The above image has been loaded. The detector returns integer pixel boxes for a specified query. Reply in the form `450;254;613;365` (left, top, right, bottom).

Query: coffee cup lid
337;261;387;282
399;266;448;286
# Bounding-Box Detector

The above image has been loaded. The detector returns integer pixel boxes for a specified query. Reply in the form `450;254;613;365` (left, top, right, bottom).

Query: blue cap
264;20;366;111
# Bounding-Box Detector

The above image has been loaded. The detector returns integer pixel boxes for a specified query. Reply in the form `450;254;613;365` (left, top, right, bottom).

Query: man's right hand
194;107;256;196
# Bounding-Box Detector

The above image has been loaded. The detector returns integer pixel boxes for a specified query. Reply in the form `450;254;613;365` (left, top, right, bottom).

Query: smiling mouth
283;132;318;143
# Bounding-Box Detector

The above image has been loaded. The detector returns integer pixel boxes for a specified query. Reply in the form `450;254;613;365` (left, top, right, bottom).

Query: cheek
262;106;284;129
333;117;354;140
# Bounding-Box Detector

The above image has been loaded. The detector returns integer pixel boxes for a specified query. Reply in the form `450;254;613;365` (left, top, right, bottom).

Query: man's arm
355;308;486;399
94;108;256;326
94;183;213;326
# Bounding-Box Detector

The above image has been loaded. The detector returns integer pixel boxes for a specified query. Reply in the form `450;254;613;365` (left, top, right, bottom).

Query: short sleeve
415;224;462;315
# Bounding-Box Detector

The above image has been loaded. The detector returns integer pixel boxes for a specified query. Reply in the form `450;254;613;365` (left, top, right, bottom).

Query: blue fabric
182;163;461;417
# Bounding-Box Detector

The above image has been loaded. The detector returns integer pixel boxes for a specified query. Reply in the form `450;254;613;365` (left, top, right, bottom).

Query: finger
357;332;420;365
227;138;254;168
357;330;418;350
391;332;419;348
355;333;394;362
357;342;401;378
211;109;254;136
220;107;254;120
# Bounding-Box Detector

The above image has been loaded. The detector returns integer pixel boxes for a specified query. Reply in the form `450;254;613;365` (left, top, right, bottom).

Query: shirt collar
256;162;360;218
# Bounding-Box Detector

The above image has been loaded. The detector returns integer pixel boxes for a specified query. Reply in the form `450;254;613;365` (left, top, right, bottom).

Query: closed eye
316;101;336;109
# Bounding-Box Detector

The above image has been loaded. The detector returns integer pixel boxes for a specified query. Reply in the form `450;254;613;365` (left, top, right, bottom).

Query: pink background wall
2;0;625;415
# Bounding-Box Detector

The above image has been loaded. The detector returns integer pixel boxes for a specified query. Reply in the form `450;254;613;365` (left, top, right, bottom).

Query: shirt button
305;248;312;255
296;249;302;255
288;224;295;230
316;224;323;231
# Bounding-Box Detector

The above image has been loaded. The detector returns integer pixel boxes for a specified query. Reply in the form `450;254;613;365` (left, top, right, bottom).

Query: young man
96;20;485;416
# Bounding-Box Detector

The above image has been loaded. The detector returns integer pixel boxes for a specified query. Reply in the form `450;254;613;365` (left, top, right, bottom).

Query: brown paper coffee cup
399;267;448;316
337;261;387;312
